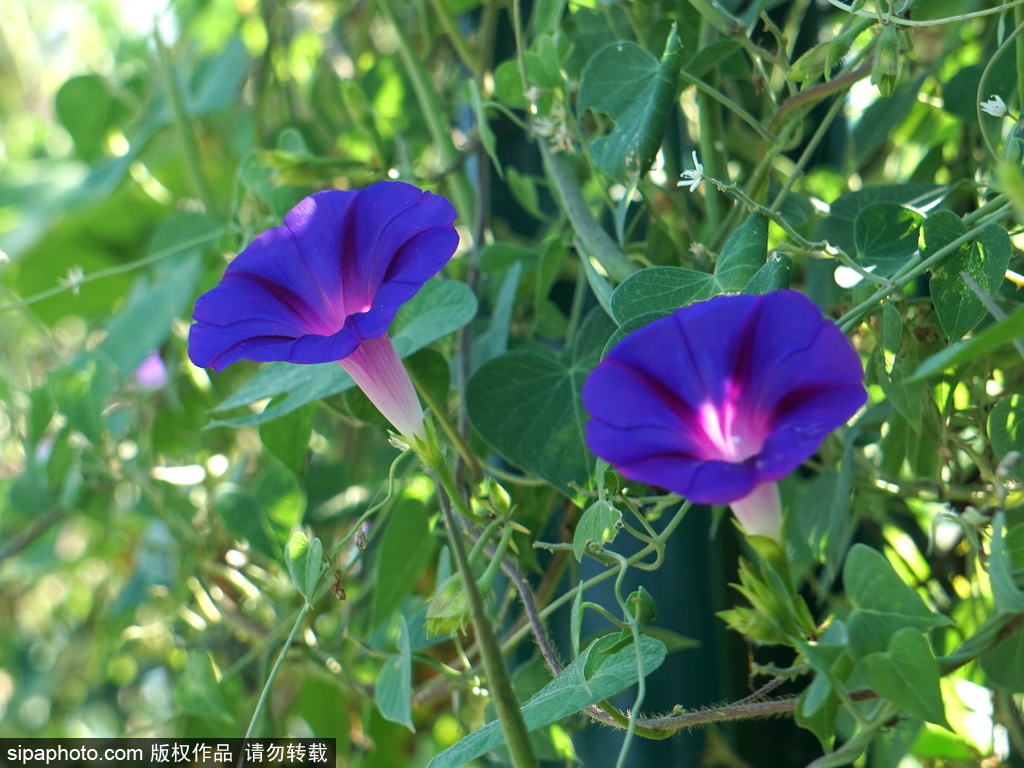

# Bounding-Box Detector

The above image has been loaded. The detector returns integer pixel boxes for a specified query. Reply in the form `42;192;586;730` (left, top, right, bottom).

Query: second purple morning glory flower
582;290;866;540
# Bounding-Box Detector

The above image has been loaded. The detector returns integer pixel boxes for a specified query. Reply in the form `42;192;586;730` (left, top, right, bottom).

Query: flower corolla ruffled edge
187;181;459;440
582;290;866;540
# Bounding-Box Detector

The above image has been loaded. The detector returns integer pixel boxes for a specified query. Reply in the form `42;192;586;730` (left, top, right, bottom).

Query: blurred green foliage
2;0;1024;766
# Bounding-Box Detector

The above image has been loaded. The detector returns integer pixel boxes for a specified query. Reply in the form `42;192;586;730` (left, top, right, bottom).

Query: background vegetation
2;0;1024;766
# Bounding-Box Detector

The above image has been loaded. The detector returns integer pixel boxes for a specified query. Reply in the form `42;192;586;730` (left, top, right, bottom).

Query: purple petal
187;181;458;372
583;290;866;506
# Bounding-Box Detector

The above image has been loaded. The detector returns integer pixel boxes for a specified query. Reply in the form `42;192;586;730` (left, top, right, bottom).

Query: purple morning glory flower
188;181;459;439
582;290;866;540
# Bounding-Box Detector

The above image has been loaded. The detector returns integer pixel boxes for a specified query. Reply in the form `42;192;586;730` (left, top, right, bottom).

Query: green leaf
795;466;854;581
505;167;544;221
259;403;316;476
186;36;250;115
988;512;1024;613
853;203;923;277
55;75;121;162
473;261;521;371
572;500;622;561
860;628;948;726
577;26;683;181
50;358;115;445
715;213;768;291
989;394;1024;481
376;616;415;731
373;498;435;625
830;184;948;221
100;217;217;375
882;299;902;364
609;266;716;325
213;487;279;561
852;74;926;165
467;79;501;177
923;212;1012;341
466;309;615;492
212;474;302;563
874;354;927;432
796;623;853;750
285;532;323;601
684;39;742;78
173;651;231;721
979;622;1024;692
211;279;477;427
743;252;792;295
908;302;1024;381
427;635;667;768
844;545;952;660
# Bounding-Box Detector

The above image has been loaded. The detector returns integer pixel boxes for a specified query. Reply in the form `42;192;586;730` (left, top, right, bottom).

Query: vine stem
424;437;538;768
244;602;310;739
838;202;1013;333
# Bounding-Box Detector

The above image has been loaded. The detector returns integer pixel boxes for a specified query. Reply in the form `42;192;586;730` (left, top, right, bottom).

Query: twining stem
426;447;538;768
244;602;310;739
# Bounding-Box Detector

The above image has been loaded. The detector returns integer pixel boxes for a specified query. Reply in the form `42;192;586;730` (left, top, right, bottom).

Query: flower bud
426;573;471;637
871;25;906;97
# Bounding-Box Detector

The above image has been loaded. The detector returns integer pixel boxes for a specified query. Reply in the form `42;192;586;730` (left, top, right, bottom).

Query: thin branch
0;507;68;563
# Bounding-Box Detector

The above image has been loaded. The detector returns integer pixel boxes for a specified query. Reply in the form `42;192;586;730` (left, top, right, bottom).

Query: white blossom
981;95;1008;117
677;151;704;193
59;265;85;296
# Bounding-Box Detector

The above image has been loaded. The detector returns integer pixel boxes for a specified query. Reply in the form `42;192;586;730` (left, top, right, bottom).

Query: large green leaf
259;403;316;476
466;309;615;492
577;26;683;181
923;211;1012;342
853;203;923;277
210;279;477;427
427;635;667;768
860;628;948;726
844;545;952;660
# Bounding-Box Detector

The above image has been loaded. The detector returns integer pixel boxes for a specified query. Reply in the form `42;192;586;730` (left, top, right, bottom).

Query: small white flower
981;95;1008;117
0;250;9;264
677;151;704;192
59;265;85;296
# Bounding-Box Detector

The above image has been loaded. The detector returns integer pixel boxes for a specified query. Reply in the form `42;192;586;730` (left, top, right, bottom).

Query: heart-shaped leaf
578;26;683;181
